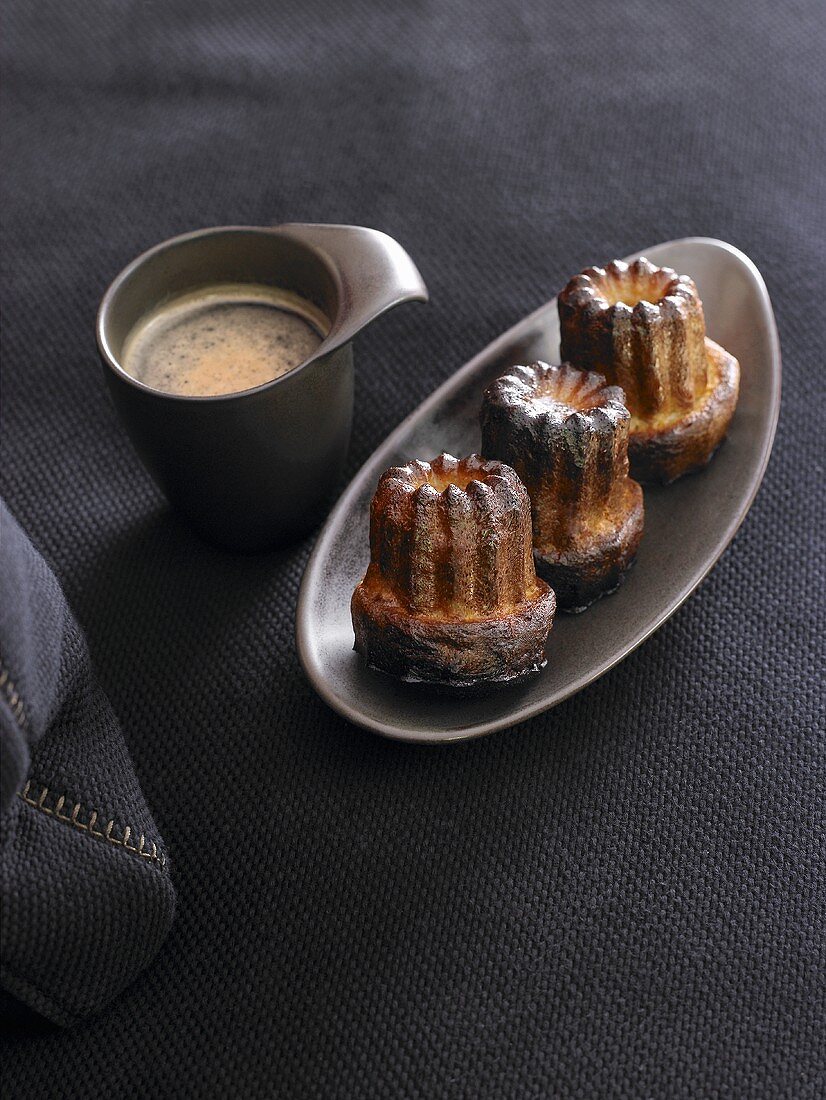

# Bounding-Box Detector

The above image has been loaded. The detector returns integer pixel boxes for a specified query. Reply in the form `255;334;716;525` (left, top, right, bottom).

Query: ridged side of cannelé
481;362;644;611
351;453;556;688
366;453;537;616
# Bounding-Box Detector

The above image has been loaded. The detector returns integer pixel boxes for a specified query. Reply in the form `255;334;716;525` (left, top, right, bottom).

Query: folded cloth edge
0;501;176;1025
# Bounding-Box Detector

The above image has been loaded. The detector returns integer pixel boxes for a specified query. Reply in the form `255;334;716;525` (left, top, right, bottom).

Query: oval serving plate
296;238;780;743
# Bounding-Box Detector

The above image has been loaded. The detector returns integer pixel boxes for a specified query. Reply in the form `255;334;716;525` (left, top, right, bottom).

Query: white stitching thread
19;782;168;870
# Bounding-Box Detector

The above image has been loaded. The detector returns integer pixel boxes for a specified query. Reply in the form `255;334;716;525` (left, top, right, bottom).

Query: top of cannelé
558;257;701;320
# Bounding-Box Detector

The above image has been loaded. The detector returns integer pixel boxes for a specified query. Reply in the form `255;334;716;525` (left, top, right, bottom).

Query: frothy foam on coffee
121;283;327;396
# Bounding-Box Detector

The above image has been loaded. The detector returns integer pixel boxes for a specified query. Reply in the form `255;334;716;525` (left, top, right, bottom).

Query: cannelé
558;258;739;483
481;362;644;611
351;453;556;688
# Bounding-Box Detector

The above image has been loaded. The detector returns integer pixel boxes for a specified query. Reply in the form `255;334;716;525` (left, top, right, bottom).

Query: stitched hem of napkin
18;780;170;873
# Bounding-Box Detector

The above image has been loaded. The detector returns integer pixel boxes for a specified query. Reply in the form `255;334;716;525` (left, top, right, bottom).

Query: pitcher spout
279;223;428;351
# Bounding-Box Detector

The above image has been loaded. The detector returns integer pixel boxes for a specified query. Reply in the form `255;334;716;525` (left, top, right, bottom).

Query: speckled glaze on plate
296;239;780;742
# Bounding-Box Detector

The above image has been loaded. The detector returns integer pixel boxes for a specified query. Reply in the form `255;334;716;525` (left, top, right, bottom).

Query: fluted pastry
481;362;644;611
351;453;556;688
558;257;739;483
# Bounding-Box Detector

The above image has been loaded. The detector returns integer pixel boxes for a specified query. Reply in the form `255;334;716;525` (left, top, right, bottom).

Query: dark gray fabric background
2;0;825;1096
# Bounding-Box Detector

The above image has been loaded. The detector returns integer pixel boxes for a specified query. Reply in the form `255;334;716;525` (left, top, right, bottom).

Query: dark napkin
0;501;175;1026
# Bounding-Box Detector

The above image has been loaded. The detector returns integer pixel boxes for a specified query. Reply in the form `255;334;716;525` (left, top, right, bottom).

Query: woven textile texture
0;502;176;1025
1;0;824;1096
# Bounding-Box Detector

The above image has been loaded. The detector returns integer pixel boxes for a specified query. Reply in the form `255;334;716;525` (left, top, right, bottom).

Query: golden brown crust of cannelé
627;340;739;484
351;582;556;689
533;480;643;611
